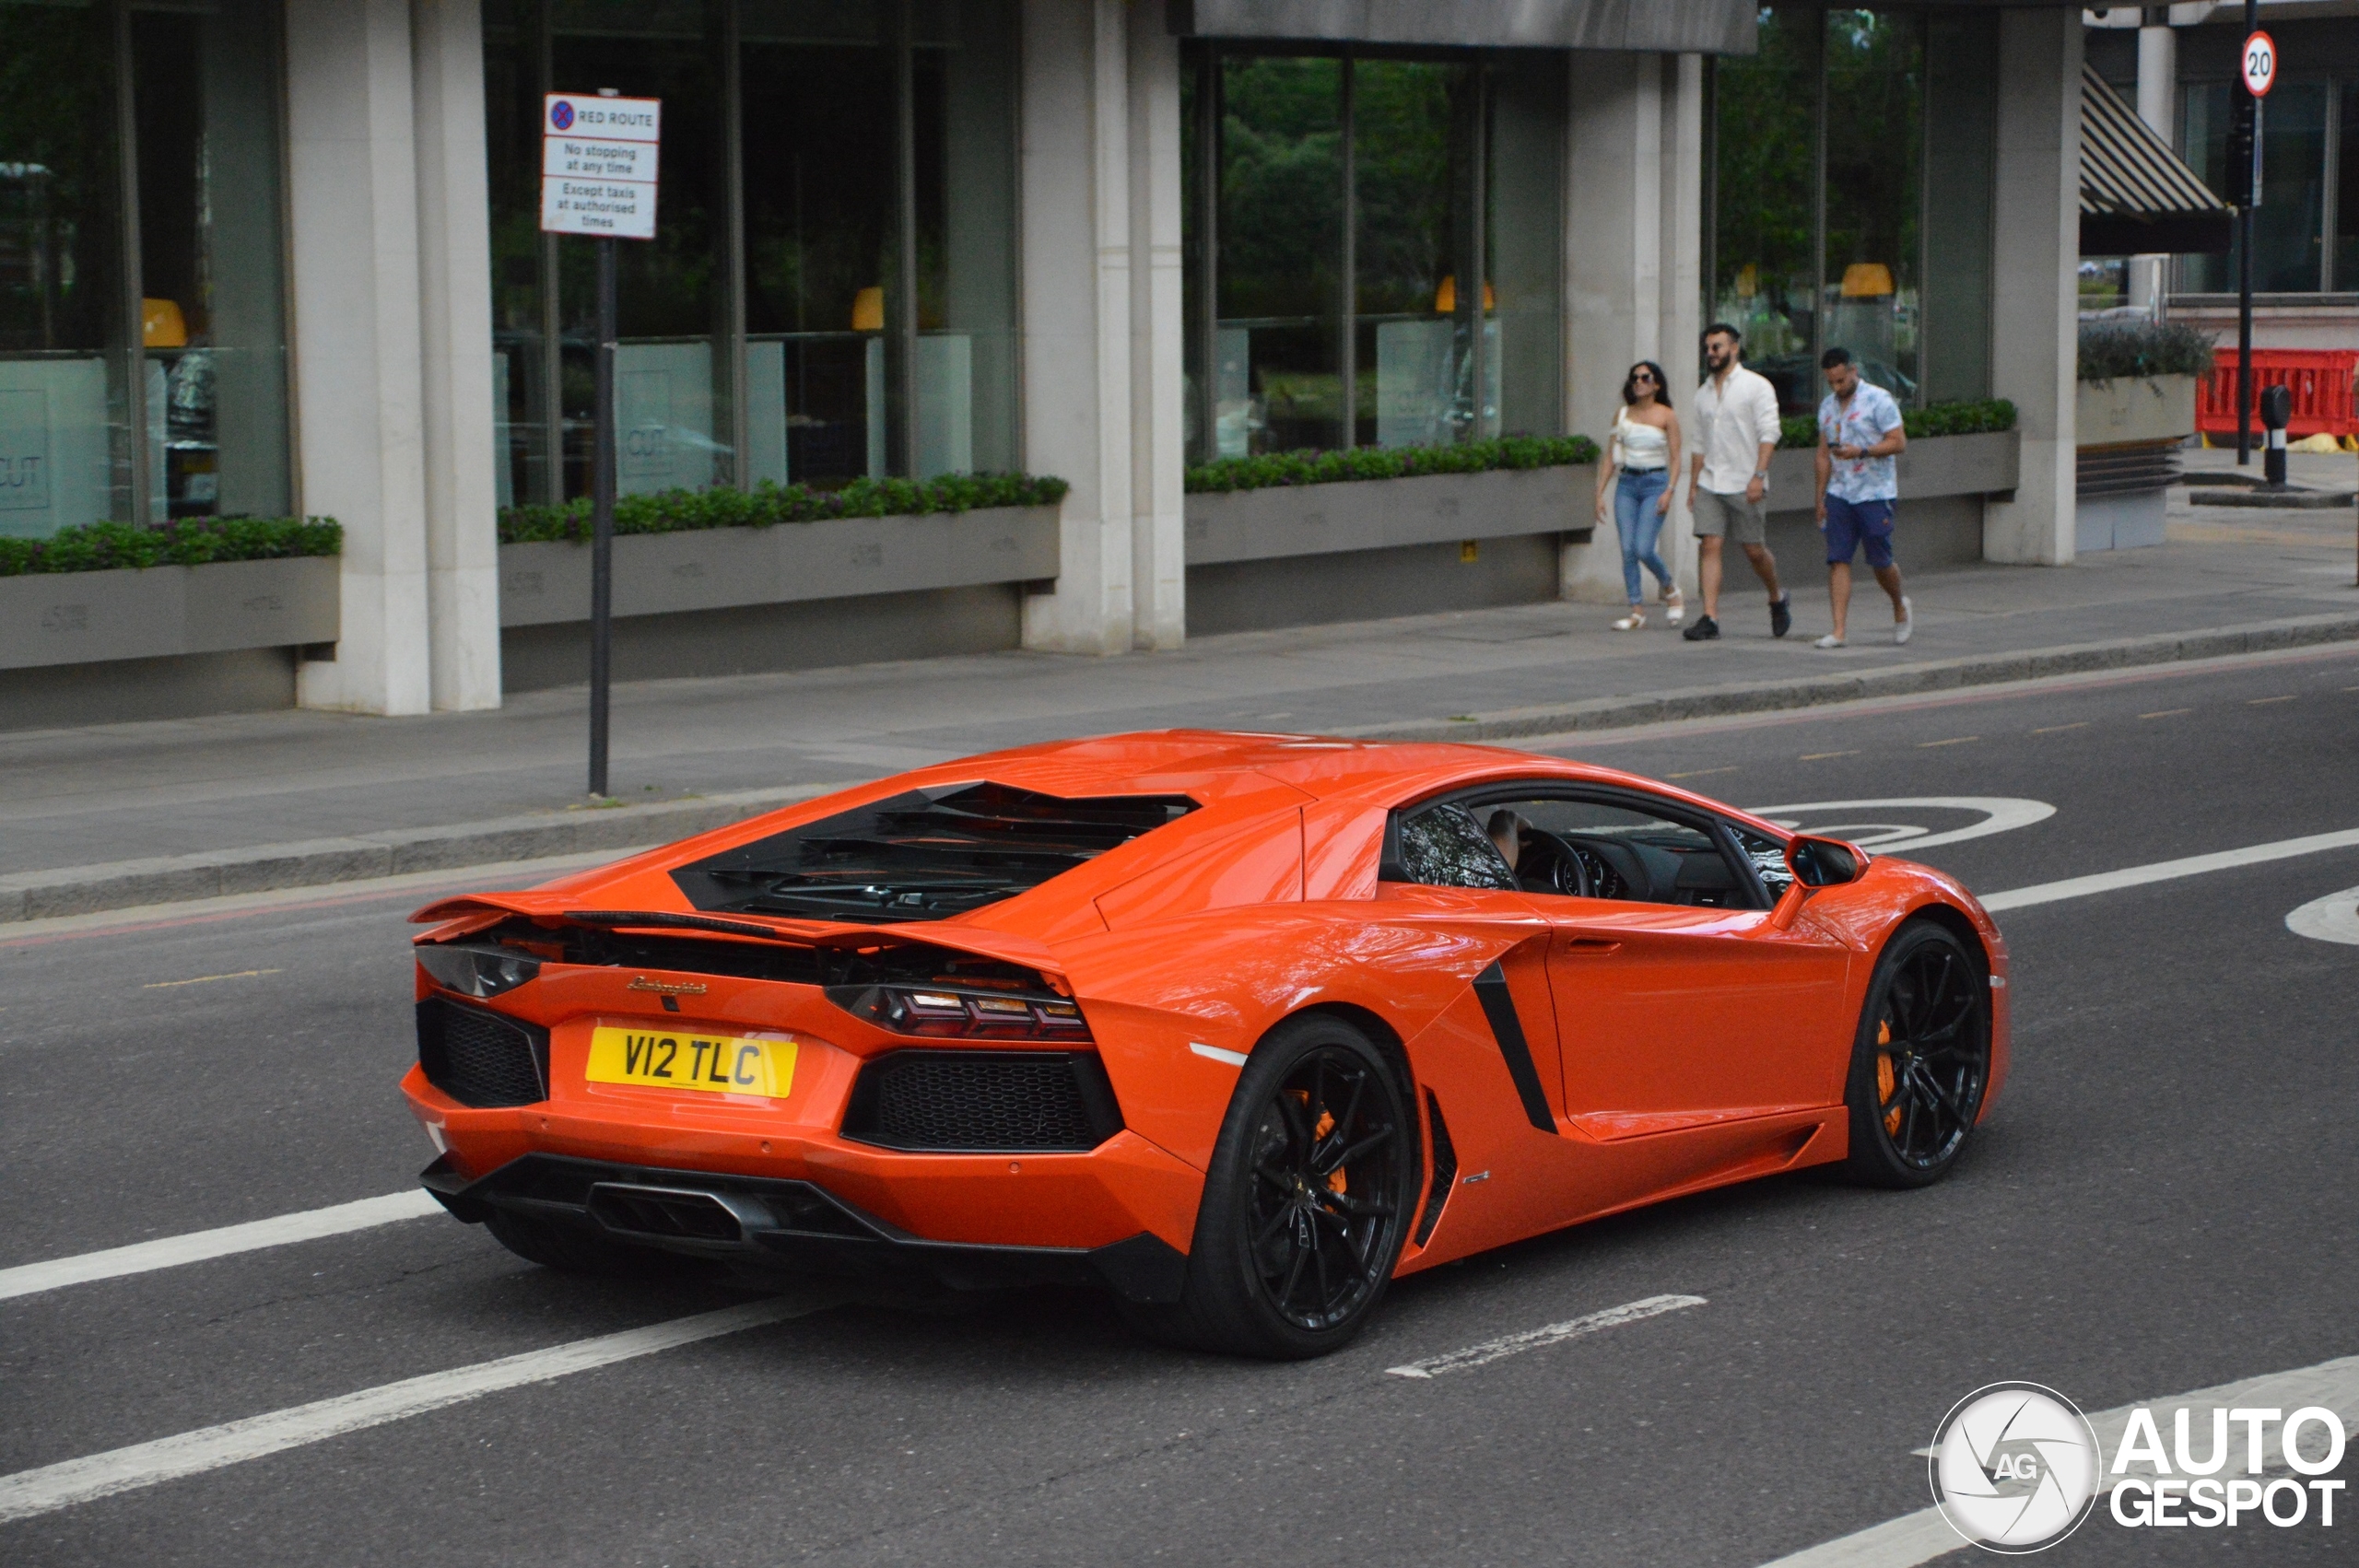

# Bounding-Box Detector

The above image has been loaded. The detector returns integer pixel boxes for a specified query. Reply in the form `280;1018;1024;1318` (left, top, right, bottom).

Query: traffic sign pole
589;233;616;799
2236;13;2274;467
537;88;659;798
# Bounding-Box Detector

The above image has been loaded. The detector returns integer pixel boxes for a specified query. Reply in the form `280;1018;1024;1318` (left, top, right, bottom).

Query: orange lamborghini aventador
404;731;2008;1358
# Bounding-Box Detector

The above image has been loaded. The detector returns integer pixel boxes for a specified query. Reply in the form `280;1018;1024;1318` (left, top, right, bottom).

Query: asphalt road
4;645;2356;1567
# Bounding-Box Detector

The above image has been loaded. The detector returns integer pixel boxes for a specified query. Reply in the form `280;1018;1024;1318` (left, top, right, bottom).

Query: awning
2081;65;2233;256
1166;0;1757;55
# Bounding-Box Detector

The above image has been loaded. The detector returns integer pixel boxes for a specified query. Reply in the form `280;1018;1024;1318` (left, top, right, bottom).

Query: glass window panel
0;0;130;535
1218;54;1344;454
131;0;293;522
1488;54;1564;442
552;3;729;497
1710;8;1819;414
1920;8;1995;404
1354;58;1462;450
1822;9;1921;406
915;0;1018;477
484;0;556;507
741;18;894;486
2182;78;2327;294
2340;81;2359;292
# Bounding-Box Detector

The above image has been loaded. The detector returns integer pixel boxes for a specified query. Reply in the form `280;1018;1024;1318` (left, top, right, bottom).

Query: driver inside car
1485;809;1527;875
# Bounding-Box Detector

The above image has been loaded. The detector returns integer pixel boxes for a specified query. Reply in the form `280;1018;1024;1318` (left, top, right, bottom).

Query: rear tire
483;1207;674;1277
1841;921;1991;1188
1126;1013;1417;1359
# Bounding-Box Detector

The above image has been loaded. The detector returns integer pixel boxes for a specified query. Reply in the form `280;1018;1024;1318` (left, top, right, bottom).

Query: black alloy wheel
1842;921;1991;1188
1125;1013;1417;1359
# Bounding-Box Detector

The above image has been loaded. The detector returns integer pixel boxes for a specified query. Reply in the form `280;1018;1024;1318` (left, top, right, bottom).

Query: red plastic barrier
2198;348;2358;439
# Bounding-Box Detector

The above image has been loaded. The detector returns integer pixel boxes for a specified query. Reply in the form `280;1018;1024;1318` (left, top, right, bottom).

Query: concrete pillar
1561;52;1684;606
2129;21;2177;312
1127;1;1186;651
1019;0;1137;655
1658;53;1706;602
412;0;503;709
287;0;434;714
1984;8;2082;566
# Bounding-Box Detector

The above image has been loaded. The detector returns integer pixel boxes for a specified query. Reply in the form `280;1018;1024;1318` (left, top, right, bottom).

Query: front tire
1841;921;1991;1188
1130;1013;1417;1359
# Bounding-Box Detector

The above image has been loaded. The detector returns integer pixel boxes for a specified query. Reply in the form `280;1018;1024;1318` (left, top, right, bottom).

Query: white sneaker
1814;633;1846;649
1895;596;1913;645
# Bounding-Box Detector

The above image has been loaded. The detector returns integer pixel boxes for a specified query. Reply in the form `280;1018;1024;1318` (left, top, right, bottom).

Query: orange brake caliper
1876;1020;1902;1136
1313;1108;1345;1193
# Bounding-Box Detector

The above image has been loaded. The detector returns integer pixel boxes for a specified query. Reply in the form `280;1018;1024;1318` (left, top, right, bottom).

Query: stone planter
1764;428;2022;505
2075;374;2198;448
497;505;1061;627
1183;463;1597;567
0;555;339;671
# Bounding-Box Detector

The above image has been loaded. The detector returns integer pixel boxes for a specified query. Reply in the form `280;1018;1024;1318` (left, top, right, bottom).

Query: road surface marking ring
2286;885;2359;946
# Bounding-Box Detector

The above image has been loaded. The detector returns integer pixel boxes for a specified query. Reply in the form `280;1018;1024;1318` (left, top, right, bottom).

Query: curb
2188;488;2356;510
0;781;850;925
1336;611;2359;743
7;611;2359;925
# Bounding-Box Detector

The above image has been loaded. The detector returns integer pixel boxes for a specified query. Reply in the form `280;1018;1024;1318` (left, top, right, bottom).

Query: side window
1394;802;1519;891
1480;794;1766;909
1731;826;1794;901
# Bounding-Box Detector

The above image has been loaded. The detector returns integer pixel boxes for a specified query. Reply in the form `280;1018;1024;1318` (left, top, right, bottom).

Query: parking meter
2259;382;2292;486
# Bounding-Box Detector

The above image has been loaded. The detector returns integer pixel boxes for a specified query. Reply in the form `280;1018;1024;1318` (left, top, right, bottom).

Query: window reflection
1711;8;1819;414
2181;78;2330;295
1395;803;1517;892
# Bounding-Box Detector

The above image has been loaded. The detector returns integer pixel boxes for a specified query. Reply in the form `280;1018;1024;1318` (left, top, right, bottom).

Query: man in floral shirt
1812;346;1912;649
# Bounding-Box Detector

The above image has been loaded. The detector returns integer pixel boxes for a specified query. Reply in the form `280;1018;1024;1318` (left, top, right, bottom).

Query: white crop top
1615;409;1670;471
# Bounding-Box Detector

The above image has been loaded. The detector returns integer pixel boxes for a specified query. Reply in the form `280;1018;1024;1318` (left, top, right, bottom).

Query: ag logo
1930;1383;2100;1553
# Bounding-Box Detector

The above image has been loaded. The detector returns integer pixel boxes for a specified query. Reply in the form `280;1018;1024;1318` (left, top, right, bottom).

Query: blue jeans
1613;468;1674;603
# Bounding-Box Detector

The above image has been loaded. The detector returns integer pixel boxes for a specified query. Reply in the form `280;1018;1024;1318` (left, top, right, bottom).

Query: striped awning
2081;65;2232;255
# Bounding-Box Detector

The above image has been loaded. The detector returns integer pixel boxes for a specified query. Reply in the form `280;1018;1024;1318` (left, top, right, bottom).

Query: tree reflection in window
1397;803;1516;890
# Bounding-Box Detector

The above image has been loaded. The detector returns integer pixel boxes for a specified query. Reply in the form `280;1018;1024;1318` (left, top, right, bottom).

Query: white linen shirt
1691;364;1782;496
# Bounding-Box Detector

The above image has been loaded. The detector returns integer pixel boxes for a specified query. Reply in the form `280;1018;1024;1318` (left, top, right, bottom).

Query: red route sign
2242;31;2277;98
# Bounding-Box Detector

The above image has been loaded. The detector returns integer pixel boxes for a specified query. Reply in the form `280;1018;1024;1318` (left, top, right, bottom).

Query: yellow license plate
585;1026;795;1098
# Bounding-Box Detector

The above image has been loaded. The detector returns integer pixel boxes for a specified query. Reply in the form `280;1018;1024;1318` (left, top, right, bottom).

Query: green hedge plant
0;516;342;577
1185;434;1602;494
1778;398;2018;450
498;472;1071;545
2077;321;2214;382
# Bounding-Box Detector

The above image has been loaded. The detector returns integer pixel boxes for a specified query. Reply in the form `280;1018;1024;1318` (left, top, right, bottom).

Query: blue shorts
1824;495;1895;569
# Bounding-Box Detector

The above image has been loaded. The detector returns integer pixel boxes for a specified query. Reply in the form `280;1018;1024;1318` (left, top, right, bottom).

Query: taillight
825;984;1091;1040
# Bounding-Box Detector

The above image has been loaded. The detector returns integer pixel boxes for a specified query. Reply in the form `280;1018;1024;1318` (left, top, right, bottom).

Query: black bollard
2258;383;2291;489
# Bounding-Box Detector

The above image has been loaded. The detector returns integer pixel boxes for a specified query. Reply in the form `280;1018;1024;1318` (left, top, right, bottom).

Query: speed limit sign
2243;30;2277;98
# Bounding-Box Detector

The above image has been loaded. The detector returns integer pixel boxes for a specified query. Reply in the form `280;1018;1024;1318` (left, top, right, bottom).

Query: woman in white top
1592;360;1684;630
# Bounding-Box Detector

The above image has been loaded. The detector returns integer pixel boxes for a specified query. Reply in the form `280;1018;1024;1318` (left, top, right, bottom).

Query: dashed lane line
0;1191;444;1303
1981;828;2359;913
0;1294;839;1524
1752;1354;2359;1568
1386;1293;1706;1379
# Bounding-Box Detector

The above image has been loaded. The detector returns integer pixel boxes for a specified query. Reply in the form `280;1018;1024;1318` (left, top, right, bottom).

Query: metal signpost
539;89;661;797
2235;18;2274;466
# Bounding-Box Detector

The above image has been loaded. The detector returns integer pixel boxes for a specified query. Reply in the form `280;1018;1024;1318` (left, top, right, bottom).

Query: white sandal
1612;608;1647;631
1662;589;1686;626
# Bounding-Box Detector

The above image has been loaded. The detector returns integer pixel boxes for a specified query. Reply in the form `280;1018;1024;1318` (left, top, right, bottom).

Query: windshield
667;782;1199;923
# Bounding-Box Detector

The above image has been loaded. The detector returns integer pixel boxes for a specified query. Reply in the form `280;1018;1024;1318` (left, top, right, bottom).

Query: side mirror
1787;835;1865;889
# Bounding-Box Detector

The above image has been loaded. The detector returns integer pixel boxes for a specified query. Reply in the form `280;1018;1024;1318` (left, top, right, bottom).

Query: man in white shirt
1683;323;1792;642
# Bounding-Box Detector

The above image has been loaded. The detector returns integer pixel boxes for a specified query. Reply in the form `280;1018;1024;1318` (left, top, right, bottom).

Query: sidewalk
3;486;2353;918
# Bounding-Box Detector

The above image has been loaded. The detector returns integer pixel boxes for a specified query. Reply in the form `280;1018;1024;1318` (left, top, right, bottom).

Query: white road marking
2287;884;2359;945
1189;1041;1250;1067
1385;1293;1705;1379
0;1190;444;1303
1981;827;2359;912
0;1294;836;1524
1747;798;2055;852
141;967;282;989
1754;1354;2359;1568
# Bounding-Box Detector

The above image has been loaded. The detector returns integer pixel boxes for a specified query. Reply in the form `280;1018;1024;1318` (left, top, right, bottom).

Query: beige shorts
1691;486;1766;545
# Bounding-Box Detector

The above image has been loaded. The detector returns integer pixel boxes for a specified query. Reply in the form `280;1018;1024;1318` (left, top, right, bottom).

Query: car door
1477;788;1857;1141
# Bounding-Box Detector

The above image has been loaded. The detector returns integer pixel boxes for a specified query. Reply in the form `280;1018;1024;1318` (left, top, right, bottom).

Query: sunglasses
1631;371;1657;383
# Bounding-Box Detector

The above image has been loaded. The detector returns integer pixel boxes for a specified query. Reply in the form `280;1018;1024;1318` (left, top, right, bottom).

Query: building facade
1;0;2095;726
